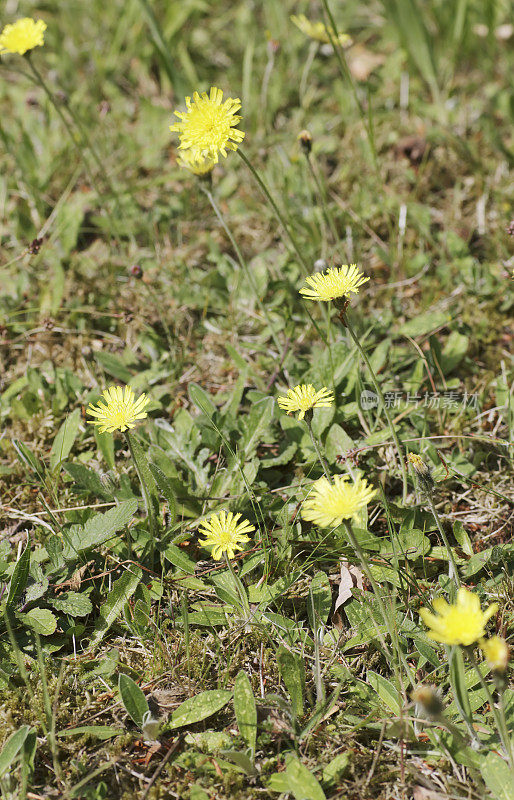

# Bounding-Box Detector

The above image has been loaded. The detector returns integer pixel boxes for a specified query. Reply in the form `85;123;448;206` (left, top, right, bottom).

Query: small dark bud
507;220;514;236
29;237;43;255
298;129;313;154
130;264;143;279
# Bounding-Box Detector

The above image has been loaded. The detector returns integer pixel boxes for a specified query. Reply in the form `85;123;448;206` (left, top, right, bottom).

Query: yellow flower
419;588;498;647
299;264;369;303
290;14;351;46
302;474;376;527
170;86;245;165
198;510;255;560
277;384;334;421
177;150;216;176
87;385;150;434
0;18;46;56
481;636;509;672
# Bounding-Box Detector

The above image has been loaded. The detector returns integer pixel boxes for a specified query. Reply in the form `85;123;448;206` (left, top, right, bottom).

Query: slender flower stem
468;649;514;772
343;520;415;685
200;184;283;354
446;645;482;749
319;0;379;176
125;431;158;567
304;417;331;482
25;55;123;238
342;313;408;502
237;148;310;275
225;553;251;617
304;153;339;244
426;494;461;591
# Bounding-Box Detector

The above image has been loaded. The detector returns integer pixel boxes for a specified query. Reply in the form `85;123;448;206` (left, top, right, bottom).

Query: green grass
0;0;513;798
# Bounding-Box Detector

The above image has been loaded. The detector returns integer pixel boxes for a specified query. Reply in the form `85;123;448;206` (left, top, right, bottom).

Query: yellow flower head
0;18;46;55
290;14;351;46
87;385;150;434
302;474;376;528
170;86;245;165
177;150;216;176
419;588;498;647
299;264;369;303
481;636;509;672
277;384;334;421
198;510;255;560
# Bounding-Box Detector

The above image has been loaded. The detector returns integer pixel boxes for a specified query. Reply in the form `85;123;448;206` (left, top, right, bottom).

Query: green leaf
367;670;401;715
164;545;196;575
307;572;332;631
18;608;57;635
168;690;232;729
234;670;257;752
449;645;472;722
12;439;46;481
63;462;112;498
441;331;469;373
277;646;304;717
188;383;217;418
49;592;92;617
64;499;137;556
118;674;149;727
57;726;124;740
268;755;326;800
7;542;31;607
50;408;81;471
126;434;160;512
94;428;115;470
325;423;354;464
480;751;514;800
94;351;133;383
88;566;142;648
397;310;449;338
240;397;274;460
322;752;350;785
381;0;439;99
149;463;177;524
0;725;31;778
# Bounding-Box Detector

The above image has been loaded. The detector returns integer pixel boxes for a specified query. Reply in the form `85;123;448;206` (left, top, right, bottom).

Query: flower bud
411;685;443;717
130;264;143;279
298;129;313;155
481;636;509;673
407;452;435;494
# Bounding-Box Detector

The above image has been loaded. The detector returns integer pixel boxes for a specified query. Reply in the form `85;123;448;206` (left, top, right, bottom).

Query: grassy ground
0;1;513;798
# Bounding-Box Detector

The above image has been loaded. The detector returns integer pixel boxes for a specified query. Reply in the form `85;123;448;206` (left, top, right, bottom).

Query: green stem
25;56;122;239
124;430;158;567
225;553;251;617
25;57;96;186
319;0;379;176
237;148;310;275
304;416;331;482
468;649;514;772
343;520;414;685
343;314;408;502
201;184;283;354
35;633;62;782
305;153;339;244
426;494;461;591
145;282;176;357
